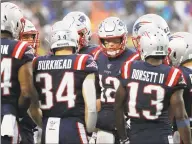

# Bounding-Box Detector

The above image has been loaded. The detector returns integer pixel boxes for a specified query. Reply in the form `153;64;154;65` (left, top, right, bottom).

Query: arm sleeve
19;46;35;65
172;71;187;92
82;73;97;133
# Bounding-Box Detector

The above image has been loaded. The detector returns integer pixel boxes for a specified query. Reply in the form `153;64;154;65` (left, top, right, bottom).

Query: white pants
1;114;21;143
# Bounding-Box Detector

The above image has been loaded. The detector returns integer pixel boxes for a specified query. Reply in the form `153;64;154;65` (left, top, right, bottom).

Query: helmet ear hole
4;15;7;21
173;52;176;59
100;38;105;45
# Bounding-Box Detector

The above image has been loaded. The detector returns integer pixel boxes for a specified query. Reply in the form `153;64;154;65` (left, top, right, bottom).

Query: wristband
176;119;190;128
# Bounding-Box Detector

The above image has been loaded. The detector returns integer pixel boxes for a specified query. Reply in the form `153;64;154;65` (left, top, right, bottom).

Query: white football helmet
169;32;192;66
133;23;163;52
139;27;169;60
20;19;40;50
98;17;128;57
144;14;170;37
1;2;25;39
49;20;79;52
132;14;170;49
63;11;91;50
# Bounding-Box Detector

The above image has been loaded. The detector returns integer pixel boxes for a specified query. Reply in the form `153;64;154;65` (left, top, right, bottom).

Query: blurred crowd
4;0;192;55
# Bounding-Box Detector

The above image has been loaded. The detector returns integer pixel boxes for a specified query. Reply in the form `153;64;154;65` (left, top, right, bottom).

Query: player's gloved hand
120;137;130;144
125;118;131;129
124;114;131;129
89;132;97;144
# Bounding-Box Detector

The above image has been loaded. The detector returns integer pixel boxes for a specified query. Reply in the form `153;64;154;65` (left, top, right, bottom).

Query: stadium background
3;0;192;55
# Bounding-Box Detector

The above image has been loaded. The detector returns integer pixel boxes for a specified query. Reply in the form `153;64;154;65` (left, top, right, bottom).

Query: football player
115;27;191;144
63;11;101;113
168;32;192;143
32;20;98;144
1;2;41;144
63;11;100;57
93;17;139;143
18;19;41;144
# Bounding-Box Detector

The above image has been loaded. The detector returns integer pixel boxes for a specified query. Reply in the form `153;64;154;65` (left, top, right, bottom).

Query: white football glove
120;137;130;144
89;132;97;144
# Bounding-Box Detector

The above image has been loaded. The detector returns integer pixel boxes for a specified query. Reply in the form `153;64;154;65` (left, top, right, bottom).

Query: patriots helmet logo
134;21;151;35
169;35;184;41
78;15;86;23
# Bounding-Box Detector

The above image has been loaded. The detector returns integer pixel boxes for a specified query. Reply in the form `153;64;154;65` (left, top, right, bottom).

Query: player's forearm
115;106;127;140
84;98;97;132
175;114;192;143
28;88;42;128
28;107;42;128
18;95;31;112
178;127;192;144
85;108;97;133
96;99;101;112
176;117;192;144
83;73;97;132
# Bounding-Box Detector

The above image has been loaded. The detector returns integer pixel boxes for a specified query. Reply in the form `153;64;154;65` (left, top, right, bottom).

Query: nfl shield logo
107;64;112;69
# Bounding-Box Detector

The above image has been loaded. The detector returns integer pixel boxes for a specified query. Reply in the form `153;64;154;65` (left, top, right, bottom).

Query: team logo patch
107;64;112;69
25;47;34;55
86;61;98;69
134;21;151;34
178;73;187;85
169;35;184;41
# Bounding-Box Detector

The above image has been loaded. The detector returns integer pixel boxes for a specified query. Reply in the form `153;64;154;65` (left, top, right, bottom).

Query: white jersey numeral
127;82;165;120
1;58;12;95
56;72;76;108
99;75;119;103
36;72;76;110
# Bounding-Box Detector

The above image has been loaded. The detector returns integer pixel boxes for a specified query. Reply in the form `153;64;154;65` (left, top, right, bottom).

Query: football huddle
1;2;192;144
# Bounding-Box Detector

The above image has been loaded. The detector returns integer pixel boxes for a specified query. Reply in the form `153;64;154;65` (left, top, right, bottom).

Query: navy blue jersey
78;44;100;57
179;66;192;121
78;44;101;99
1;38;34;116
33;54;98;121
120;61;186;124
95;48;140;110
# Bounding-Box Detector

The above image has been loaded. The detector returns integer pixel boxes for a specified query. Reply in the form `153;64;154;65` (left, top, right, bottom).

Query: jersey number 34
36;72;76;110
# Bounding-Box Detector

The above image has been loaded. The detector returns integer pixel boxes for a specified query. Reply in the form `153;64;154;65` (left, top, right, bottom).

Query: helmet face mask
21;31;40;50
63;11;91;51
19;19;40;51
132;35;141;52
99;36;126;58
77;27;90;49
98;17;128;58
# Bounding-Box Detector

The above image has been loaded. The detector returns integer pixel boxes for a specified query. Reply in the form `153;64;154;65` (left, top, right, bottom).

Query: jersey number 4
1;58;12;96
36;72;76;110
127;82;165;120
